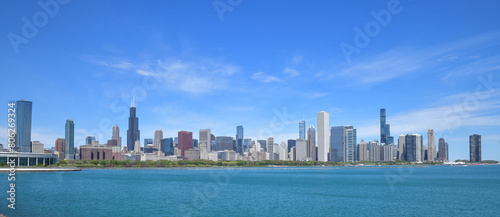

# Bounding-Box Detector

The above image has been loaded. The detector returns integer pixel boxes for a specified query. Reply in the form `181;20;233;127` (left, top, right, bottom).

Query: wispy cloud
325;32;500;85
252;72;282;83
357;88;500;139
283;67;300;77
89;56;239;95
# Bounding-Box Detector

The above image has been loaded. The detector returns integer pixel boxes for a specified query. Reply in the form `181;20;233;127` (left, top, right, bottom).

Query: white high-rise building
317;111;329;162
112;125;122;147
295;139;308;161
357;140;368;161
31;141;44;154
134;140;141;154
199;129;211;152
278;141;288;161
267;137;274;160
154;130;163;152
427;129;436;162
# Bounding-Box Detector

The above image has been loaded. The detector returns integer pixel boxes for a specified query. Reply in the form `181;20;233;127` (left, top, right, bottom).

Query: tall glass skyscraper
330;126;345;162
127;99;140;151
299;121;305;140
16;100;32;152
65;119;75;160
380;108;394;145
307;125;316;161
236;125;244;155
330;126;357;162
405;134;422;162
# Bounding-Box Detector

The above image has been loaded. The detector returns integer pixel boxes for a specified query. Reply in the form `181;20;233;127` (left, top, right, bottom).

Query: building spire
131;97;135;107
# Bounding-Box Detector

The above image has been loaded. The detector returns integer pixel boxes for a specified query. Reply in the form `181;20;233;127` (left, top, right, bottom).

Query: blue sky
1;0;500;160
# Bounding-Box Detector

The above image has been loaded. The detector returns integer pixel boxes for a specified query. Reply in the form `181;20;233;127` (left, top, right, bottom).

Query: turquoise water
1;165;500;216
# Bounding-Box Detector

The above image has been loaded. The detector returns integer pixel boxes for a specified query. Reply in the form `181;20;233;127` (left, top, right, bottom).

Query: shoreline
0;167;81;173
1;164;498;172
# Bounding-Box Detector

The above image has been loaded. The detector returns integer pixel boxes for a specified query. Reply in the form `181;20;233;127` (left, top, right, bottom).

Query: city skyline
1;1;500;161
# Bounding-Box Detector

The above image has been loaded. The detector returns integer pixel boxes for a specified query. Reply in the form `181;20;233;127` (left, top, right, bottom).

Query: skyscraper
15;100;32;152
469;134;481;162
55;138;65;153
215;136;235;151
236;126;244;155
380;108;394;145
307;125;316;161
299;121;306;140
330;126;345;162
199;129;211;152
405;134;422;162
317;111;329;162
112;125;122;147
257;140;267;152
438;138;447;162
127;98;140;151
154;129;163;152
65;119;75;160
287;139;296;154
357;140;368;161
161;138;174;156
267;137;274;160
295;139;308;161
427;129;436;162
178;131;193;157
345;126;357;162
85;136;96;146
398;135;405;160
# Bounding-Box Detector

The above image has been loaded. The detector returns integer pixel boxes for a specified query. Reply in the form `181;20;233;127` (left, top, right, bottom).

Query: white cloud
357;89;500;139
91;57;239;95
284;67;300;77
251;72;282;83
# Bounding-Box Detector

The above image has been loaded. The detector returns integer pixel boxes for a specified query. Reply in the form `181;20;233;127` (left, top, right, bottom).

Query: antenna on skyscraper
131;97;135;107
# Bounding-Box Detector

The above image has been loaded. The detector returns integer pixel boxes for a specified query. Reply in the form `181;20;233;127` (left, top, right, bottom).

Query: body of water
1;165;499;216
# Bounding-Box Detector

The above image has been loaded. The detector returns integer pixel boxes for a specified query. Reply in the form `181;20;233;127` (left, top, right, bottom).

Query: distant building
427;129;436;162
199;129;211;152
65;119;75;160
236;126;244;155
295;139;308;161
380;108;394;146
184;149;200;160
86;136;96;146
0;152;58;166
192;139;198;149
369;140;380;162
357;140;368;161
112;125;122;147
380;144;393;161
278;141;288;161
243;139;252;153
127;98;140;151
55;138;65;153
16;100;32;152
80;145;113;161
405;134;422;162
330;126;345;162
307;125;316;161
154;130;163;151
257;140;267;152
398;135;405;161
161;138;174;156
215;136;233;151
178;131;193;157
299;121;306;140
438;138;447;162
144;138;153;148
317;111;329;162
267;137;274;160
469;134;481;162
331;126;357;162
31;141;44;154
287;139;296;154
